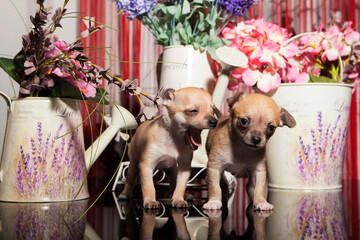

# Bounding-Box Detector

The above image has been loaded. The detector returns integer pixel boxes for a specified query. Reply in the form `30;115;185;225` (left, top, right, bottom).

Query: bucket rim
278;82;354;89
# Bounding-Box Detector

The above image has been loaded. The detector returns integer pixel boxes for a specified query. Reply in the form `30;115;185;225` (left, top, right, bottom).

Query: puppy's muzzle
251;136;262;145
208;117;218;128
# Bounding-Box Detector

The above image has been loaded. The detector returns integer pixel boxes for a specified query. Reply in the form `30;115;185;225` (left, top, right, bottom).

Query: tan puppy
119;87;218;209
203;92;296;211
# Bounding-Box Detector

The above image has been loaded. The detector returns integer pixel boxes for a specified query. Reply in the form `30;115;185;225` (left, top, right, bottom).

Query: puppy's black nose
209;117;218;128
251;136;262;145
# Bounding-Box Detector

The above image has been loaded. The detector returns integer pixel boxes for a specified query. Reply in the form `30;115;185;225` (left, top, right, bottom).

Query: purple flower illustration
296;192;347;239
296;112;348;186
15;122;86;200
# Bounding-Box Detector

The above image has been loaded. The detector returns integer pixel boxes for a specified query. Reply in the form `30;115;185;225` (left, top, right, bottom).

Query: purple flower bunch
217;0;260;16
115;0;156;20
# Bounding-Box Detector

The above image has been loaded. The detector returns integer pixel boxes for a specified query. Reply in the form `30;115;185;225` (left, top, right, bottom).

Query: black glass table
0;178;358;239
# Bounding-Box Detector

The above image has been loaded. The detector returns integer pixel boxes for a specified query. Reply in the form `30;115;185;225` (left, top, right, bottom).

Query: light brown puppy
119;87;218;209
203;92;296;211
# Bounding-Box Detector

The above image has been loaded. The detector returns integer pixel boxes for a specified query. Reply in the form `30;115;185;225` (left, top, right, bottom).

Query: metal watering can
0;92;137;202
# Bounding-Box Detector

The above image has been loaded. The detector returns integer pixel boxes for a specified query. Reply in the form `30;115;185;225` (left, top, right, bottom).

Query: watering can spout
212;46;248;109
84;105;137;169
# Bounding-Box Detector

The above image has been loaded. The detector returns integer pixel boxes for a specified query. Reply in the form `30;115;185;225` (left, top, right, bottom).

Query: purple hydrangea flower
217;0;259;16
116;0;156;20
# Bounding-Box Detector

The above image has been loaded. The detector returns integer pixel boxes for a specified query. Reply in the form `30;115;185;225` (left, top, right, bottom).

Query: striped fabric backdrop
79;0;360;238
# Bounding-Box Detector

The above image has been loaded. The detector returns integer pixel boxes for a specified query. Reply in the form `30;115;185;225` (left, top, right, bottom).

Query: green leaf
157;33;169;41
157;4;168;14
309;73;338;83
182;0;190;15
174;4;182;19
167;6;176;15
50;74;84;99
207;47;218;61
178;27;188;42
0;57;22;84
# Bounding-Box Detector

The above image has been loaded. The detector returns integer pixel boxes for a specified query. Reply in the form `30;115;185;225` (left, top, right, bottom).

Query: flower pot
266;188;347;239
265;83;353;189
158;45;216;93
0;97;89;202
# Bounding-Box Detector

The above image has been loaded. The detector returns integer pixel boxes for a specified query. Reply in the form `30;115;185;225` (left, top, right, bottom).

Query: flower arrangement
0;0;160;117
221;14;360;93
0;1;108;102
114;0;261;58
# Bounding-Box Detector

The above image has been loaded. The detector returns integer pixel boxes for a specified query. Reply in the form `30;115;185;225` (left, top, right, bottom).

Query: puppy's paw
202;200;222;210
253;201;274;211
144;200;160;209
254;210;273;218
202;209;222;218
172;199;190;208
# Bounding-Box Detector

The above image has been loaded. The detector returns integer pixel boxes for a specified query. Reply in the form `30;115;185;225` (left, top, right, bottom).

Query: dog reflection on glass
119;87;218;209
205;203;271;240
121;200;191;240
203;92;296;211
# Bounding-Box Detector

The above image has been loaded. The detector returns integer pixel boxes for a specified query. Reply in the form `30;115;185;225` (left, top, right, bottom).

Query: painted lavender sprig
296;112;348;185
16;122;87;200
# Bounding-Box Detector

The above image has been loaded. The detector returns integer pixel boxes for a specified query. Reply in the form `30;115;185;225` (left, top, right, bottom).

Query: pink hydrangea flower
221;17;292;92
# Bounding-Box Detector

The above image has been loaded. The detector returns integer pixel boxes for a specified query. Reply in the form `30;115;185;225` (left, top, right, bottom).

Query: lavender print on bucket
296;112;348;186
15;122;87;201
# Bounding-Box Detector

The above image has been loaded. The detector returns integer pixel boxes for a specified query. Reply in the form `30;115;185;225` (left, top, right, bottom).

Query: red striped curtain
80;0;360;237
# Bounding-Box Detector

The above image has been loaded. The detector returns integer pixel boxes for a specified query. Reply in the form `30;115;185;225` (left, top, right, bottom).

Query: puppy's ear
227;92;245;109
162;88;175;106
280;108;296;128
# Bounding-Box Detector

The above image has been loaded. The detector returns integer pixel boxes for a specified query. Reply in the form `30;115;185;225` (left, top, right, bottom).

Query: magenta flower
221;17;292;92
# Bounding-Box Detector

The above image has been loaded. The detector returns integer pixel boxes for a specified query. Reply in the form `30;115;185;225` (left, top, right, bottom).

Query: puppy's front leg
139;162;159;209
172;154;192;208
250;162;274;211
203;161;223;210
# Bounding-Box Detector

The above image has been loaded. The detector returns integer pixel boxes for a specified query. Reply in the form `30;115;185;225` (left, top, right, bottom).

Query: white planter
265;83;353;189
159;45;216;93
0;97;89;202
0;95;137;202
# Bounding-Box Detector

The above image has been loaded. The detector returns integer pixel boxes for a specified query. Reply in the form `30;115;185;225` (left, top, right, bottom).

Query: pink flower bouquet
221;16;360;93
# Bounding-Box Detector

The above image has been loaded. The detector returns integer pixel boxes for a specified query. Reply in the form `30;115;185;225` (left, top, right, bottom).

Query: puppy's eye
268;124;276;132
188;109;198;114
240;118;249;125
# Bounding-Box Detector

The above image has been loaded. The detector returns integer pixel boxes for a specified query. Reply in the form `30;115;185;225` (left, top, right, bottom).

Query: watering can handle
0;91;12;112
0;91;12;181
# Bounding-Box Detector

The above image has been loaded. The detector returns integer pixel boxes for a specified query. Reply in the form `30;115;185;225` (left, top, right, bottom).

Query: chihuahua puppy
203;92;296;211
119;87;218;209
